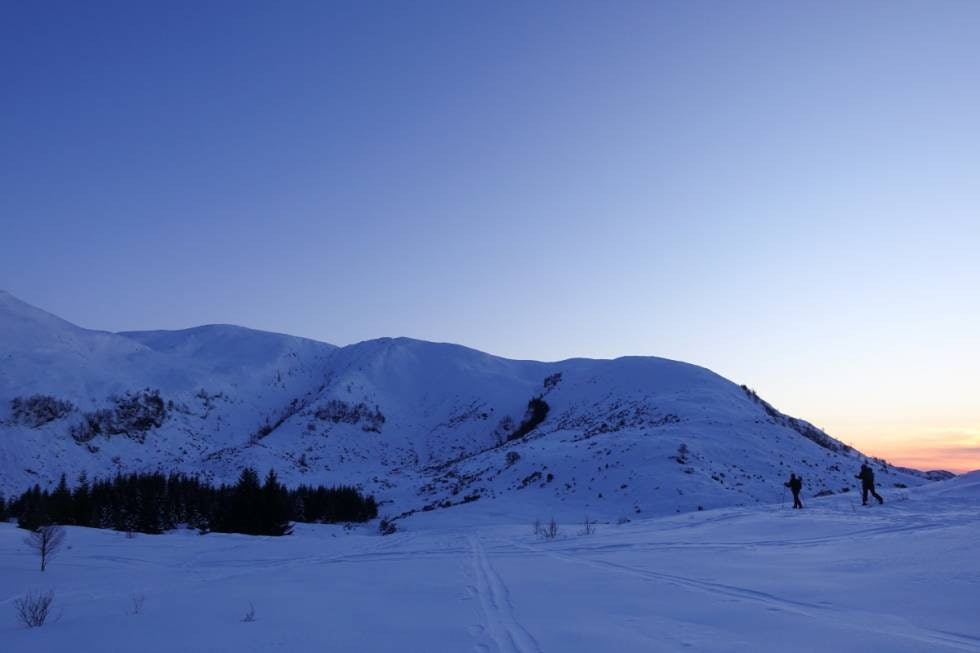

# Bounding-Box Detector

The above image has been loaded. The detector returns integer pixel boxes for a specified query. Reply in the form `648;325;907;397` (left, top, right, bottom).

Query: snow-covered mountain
0;290;950;521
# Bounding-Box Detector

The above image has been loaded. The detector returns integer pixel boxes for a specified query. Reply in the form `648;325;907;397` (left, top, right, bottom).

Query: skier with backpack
784;473;803;509
856;461;884;505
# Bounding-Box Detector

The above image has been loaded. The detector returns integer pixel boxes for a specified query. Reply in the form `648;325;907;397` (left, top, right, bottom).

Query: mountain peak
0;289;93;348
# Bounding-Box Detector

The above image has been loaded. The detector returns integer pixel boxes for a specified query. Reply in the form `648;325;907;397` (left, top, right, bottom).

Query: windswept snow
2;477;978;652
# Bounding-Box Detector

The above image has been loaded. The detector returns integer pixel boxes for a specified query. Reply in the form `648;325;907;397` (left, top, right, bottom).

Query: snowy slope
0;291;336;495
0;291;950;523
915;469;980;500
0;289;160;402
2;477;978;652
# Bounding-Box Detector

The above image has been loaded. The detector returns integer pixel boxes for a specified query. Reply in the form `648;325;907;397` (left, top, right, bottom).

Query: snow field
2;474;978;652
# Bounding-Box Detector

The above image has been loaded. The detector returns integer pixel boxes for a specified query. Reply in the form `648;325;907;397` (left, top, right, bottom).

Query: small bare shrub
532;518;542;536
242;602;256;623
129;593;145;615
378;518;397;536
15;590;55;628
542;517;560;540
579;516;596;536
675;443;689;464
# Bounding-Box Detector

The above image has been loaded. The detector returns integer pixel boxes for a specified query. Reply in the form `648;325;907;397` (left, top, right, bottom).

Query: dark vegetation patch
314;400;386;433
508;398;550;442
543;372;562;392
8;469;377;536
250;395;320;444
10;395;76;428
70;389;166;444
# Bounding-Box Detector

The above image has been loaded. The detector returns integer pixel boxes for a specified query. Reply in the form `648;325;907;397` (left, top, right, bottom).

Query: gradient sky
2;2;978;472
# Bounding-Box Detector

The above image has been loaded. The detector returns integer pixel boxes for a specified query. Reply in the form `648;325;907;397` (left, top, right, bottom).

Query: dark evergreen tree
17;484;47;531
221;467;262;535
49;474;73;525
72;472;92;526
262;469;293;536
8;468;377;536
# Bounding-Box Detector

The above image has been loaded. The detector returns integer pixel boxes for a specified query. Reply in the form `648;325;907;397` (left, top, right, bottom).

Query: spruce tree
18;485;47;531
262;469;292;536
73;471;92;526
50;474;72;525
225;467;262;534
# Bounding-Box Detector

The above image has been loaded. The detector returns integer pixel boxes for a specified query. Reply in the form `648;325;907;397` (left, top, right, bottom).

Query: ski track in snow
539;518;945;555
511;539;980;652
469;535;543;653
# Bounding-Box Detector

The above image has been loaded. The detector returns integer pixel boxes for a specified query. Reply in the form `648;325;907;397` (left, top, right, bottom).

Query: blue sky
2;2;978;470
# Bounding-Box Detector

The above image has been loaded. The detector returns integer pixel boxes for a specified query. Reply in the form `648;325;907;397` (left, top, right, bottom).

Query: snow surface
2;475;978;652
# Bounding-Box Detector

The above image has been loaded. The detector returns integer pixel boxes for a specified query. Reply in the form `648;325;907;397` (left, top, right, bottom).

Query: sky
1;1;978;472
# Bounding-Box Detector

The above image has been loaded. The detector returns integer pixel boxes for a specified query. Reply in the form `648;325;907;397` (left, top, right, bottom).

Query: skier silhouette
856;462;884;505
785;473;803;509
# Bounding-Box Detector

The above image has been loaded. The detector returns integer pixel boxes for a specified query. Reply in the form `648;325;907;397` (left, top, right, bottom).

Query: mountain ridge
0;290;953;522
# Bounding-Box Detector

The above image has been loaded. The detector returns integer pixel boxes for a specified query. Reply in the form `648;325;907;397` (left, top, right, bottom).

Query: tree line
4;468;378;536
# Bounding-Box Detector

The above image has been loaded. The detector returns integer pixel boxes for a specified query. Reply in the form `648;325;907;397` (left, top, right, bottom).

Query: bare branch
15;591;55;628
24;525;66;572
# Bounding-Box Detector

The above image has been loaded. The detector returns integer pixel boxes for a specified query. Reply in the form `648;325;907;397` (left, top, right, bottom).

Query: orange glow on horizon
833;424;980;475
875;451;978;475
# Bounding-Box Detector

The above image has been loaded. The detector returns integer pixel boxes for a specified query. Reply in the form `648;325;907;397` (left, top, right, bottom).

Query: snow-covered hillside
0;290;951;522
2;474;978;652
